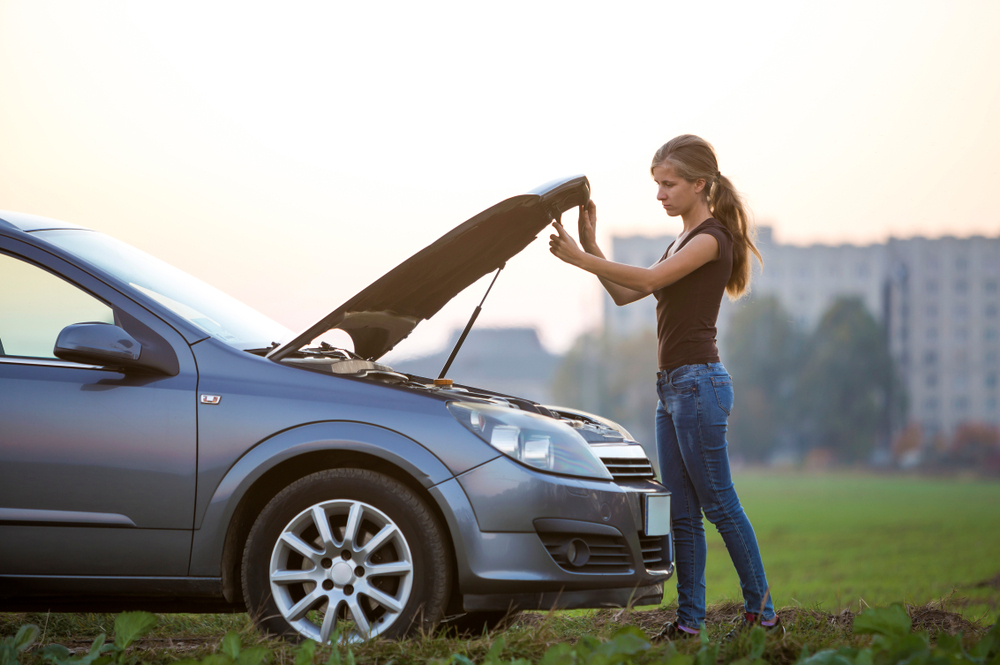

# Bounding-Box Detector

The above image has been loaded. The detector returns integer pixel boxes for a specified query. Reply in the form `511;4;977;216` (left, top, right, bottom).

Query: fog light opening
566;538;591;568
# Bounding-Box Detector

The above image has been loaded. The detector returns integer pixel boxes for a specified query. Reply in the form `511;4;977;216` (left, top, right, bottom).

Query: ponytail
711;173;761;300
651;135;762;300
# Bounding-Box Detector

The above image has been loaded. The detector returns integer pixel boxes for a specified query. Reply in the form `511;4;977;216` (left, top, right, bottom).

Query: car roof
0;210;87;233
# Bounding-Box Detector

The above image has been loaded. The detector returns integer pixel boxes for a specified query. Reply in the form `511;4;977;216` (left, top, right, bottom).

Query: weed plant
1;604;998;665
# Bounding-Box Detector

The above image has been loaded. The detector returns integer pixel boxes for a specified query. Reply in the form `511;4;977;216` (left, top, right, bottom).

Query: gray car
0;175;673;642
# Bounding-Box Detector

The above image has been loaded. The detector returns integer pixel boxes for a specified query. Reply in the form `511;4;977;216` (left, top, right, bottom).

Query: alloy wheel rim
269;499;415;642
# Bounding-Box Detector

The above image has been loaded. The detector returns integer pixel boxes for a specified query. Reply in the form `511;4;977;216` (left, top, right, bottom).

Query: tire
242;468;451;642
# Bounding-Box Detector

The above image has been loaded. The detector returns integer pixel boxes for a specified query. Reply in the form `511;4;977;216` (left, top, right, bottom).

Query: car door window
0;252;114;359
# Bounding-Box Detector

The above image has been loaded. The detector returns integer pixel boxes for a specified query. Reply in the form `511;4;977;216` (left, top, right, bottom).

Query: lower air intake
538;532;632;574
534;518;634;574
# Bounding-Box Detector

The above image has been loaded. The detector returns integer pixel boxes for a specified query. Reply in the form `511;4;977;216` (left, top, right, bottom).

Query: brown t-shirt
653;218;733;371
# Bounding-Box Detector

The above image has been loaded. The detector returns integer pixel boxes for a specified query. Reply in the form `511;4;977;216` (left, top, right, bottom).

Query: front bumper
429;456;673;612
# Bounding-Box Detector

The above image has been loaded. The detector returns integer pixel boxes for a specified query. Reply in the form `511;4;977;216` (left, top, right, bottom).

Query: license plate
645;493;671;536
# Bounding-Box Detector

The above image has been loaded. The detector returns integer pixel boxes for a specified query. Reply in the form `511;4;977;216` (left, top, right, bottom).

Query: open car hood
268;175;590;362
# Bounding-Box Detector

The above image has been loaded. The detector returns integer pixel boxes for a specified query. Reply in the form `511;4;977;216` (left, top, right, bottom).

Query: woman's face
652;162;705;218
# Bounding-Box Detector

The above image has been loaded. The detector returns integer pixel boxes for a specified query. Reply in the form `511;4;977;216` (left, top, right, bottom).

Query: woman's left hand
549;221;586;266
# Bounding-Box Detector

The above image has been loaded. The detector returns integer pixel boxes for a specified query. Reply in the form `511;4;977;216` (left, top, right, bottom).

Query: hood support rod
438;264;505;380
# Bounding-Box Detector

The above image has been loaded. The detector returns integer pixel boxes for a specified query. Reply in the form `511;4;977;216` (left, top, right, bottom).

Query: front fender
188;420;458;576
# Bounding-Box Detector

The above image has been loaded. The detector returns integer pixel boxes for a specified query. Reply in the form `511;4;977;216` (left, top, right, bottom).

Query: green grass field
690;471;1000;623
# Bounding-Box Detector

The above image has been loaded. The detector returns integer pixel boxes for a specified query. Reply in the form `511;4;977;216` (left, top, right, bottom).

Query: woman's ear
694;178;707;193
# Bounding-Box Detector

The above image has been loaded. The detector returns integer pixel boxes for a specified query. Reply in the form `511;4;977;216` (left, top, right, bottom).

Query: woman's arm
585;241;653;306
549;220;719;298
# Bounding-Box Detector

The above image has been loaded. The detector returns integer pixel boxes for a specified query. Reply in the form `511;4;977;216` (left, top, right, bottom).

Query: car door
0;239;198;576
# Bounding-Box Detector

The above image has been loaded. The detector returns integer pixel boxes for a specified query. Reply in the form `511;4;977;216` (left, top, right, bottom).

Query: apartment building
885;237;1000;438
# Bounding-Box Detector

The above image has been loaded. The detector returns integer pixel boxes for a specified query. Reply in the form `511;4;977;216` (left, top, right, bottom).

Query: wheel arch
188;421;460;604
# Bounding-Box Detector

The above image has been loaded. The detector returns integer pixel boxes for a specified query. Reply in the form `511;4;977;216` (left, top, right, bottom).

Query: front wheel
242;469;451;642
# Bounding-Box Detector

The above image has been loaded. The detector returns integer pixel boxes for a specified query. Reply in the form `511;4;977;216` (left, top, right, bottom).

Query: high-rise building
886;236;1000;439
750;228;886;330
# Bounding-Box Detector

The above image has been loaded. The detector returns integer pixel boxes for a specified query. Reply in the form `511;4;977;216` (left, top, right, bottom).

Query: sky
1;1;998;358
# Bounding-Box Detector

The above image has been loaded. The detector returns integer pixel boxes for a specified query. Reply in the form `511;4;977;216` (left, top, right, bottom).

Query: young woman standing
548;135;778;638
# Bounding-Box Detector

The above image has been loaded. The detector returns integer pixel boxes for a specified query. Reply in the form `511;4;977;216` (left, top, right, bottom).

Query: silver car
0;175;673;642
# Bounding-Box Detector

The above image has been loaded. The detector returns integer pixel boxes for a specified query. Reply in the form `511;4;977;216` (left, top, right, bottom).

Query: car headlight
448;402;612;480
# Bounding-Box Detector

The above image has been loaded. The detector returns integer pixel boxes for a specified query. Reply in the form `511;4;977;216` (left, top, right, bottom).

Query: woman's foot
654;621;701;641
724;613;784;641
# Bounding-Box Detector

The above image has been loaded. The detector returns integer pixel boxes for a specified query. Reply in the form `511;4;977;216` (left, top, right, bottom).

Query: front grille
602;457;655;481
639;533;668;571
538;532;632;574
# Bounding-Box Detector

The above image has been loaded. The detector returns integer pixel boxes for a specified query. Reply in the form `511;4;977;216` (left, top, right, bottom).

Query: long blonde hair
651;134;761;299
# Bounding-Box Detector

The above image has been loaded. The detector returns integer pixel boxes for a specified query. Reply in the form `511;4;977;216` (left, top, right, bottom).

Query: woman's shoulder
696;217;731;235
692;218;733;244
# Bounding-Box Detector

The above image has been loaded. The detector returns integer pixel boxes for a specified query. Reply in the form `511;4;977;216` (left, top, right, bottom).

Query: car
0;175;673;642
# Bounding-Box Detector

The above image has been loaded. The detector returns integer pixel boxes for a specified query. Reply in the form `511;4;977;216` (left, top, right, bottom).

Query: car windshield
37;229;292;350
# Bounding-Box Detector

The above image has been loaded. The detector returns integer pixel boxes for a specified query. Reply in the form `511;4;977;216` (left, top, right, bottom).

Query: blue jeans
655;362;775;628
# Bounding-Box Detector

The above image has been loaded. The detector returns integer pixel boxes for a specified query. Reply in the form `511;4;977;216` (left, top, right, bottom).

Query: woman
548;135;778;639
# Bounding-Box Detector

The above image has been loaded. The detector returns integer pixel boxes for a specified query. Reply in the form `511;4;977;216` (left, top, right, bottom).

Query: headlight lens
448;402;612;480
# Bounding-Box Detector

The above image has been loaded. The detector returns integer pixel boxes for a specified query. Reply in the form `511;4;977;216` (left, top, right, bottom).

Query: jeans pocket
711;376;734;415
671;378;697;395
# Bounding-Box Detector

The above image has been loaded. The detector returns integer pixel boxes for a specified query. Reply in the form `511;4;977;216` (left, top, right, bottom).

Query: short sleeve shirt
653;218;733;371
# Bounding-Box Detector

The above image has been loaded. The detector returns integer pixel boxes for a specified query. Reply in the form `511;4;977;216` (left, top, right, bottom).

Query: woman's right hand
578;200;598;253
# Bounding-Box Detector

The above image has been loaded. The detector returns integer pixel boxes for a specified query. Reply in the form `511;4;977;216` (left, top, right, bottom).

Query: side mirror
54;323;142;367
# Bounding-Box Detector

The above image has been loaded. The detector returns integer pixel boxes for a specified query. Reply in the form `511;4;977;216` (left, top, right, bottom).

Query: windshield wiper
247;341;358;360
245;342;280;356
301;342;360;360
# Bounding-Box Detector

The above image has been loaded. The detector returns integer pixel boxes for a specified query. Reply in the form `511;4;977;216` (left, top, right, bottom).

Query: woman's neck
681;200;712;232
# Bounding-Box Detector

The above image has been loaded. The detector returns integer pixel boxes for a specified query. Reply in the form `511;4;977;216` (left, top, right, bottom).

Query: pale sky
2;1;998;357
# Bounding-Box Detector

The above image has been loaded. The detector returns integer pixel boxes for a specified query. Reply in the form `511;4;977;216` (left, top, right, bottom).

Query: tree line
551;296;904;465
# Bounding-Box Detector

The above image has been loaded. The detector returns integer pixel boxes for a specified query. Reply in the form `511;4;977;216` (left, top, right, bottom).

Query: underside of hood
268;175;590;362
